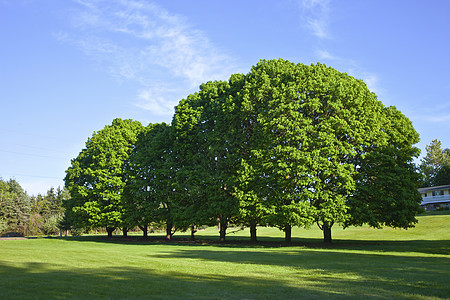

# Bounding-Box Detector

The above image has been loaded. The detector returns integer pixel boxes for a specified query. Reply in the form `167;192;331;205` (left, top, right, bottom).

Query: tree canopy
64;118;144;237
63;59;422;243
229;60;421;242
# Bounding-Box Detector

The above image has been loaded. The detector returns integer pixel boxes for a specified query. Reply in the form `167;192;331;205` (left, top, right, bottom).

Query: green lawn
1;213;449;299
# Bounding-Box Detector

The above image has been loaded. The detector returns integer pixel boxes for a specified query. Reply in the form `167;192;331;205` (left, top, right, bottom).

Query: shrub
41;214;62;236
70;227;83;236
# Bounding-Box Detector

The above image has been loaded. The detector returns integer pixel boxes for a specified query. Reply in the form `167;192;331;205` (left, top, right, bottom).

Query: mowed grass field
1;212;449;299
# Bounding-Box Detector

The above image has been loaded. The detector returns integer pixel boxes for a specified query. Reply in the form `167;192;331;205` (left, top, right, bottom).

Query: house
418;184;450;211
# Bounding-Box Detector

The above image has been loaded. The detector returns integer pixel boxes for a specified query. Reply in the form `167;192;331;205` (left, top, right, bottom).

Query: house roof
418;184;450;193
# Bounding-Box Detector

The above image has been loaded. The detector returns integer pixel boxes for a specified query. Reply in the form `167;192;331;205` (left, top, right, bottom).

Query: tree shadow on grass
63;235;450;255
0;261;366;299
146;247;450;299
0;250;448;299
44;236;450;298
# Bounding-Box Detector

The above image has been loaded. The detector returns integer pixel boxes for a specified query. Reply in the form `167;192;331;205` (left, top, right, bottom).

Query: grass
0;213;449;299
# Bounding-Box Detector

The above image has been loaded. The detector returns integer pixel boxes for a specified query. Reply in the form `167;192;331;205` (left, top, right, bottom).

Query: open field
1;212;449;299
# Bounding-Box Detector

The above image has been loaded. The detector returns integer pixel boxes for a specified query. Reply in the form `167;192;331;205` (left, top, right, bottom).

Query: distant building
418;184;450;211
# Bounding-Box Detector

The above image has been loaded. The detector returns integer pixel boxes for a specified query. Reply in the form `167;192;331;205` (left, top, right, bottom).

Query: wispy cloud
426;114;450;123
299;0;331;39
412;102;450;124
316;49;337;61
57;0;238;116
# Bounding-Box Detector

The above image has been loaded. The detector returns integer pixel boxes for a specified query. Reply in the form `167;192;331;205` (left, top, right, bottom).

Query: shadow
0;250;448;299
61;235;450;255
145;247;450;299
0;261;358;299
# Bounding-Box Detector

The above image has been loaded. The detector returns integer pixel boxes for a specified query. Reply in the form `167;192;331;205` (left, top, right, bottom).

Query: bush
41;214;62;236
436;206;449;211
70;227;83;236
25;213;44;236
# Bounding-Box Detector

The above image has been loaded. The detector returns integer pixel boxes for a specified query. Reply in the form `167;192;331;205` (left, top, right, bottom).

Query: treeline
63;59;423;243
0;179;69;236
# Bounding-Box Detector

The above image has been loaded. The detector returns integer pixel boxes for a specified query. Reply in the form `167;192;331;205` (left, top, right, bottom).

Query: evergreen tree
0;178;30;235
419;140;450;187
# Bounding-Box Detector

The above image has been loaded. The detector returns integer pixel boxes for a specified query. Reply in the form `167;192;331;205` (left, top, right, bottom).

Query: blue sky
1;0;449;195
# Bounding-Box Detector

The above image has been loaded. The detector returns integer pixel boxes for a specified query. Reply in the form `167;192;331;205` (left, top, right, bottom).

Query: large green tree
233;64;315;242
64;118;144;237
232;59;421;243
124;123;180;239
347;106;422;231
172;80;244;241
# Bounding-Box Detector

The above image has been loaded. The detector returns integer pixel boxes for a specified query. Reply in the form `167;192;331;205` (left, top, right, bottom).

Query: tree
124;123;179;239
122;125;157;237
419;140;450;187
172;80;243;241
64;118;144;237
60;59;422;244
434;165;450;186
0;178;30;235
231;59;421;243
347;106;423;230
233;64;315;242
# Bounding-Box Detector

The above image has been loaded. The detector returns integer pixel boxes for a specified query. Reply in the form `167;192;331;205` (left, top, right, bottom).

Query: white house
418;184;450;211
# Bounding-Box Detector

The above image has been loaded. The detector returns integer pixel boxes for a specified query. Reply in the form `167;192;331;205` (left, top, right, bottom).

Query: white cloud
316;49;337;60
300;0;331;39
135;85;181;116
59;0;238;117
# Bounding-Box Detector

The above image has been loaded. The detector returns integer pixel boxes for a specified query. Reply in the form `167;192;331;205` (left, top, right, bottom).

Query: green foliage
41;213;62;236
63;59;421;243
25;213;44;236
24;186;70;236
347;106;422;229
172;79;244;241
419;139;450;187
69;226;83;236
64;118;144;236
0;217;7;233
434;165;450;185
124;123;179;238
230;59;421;242
0;178;30;235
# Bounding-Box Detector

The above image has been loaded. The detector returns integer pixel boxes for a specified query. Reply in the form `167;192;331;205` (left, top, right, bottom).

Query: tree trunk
140;225;148;237
323;223;332;244
122;227;128;237
250;221;257;242
106;227;114;238
166;222;173;240
219;219;227;242
284;224;292;243
190;225;196;241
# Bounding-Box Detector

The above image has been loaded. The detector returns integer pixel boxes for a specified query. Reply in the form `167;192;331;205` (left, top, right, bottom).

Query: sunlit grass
0;212;449;299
